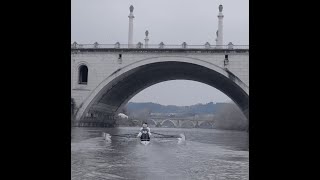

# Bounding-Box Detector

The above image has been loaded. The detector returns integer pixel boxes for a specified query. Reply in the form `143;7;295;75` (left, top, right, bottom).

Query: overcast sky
72;0;248;106
129;80;232;106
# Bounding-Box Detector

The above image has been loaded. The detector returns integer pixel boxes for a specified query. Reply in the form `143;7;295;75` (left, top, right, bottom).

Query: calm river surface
71;127;248;180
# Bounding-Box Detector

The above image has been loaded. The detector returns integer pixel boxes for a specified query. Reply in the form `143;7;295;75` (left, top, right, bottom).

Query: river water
71;127;248;180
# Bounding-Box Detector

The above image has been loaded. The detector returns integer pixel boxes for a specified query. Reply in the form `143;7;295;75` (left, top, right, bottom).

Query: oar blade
177;133;186;145
103;132;111;141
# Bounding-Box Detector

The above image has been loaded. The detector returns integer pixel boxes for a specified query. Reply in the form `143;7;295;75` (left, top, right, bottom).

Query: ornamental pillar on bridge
144;30;149;48
128;5;135;48
216;4;224;47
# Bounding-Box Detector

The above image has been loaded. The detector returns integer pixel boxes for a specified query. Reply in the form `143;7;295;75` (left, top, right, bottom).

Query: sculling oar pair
102;132;186;142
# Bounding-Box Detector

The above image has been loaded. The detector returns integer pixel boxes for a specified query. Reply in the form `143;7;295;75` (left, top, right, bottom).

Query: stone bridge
146;117;214;128
71;45;249;127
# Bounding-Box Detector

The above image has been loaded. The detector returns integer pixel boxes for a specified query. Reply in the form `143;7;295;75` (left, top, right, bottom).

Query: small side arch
180;121;196;128
78;64;88;85
161;119;176;128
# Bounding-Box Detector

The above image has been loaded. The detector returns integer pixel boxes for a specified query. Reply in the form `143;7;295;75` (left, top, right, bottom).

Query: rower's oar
111;134;137;137
156;135;179;138
112;134;138;138
103;132;138;139
152;132;171;136
153;132;185;139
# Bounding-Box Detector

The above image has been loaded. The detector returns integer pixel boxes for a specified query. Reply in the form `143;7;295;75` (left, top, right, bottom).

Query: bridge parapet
71;43;249;50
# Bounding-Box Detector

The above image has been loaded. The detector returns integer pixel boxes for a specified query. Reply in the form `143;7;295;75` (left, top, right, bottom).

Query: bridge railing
71;43;249;50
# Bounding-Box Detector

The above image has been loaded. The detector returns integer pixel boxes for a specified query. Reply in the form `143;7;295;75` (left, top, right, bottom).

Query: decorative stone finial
94;42;99;48
219;5;223;12
137;42;143;48
145;30;149;36
159;42;164;48
182;42;187;48
130;5;134;12
205;42;211;48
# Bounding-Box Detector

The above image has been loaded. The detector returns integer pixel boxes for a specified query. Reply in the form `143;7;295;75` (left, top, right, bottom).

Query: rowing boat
140;141;150;145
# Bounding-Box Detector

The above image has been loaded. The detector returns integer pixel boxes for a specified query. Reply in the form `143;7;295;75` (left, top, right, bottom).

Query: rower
137;122;151;141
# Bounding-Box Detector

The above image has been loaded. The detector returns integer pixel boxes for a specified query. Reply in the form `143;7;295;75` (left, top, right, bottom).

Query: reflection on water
72;127;248;180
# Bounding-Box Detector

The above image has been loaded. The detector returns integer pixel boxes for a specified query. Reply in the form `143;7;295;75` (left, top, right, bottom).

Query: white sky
130;80;232;106
72;0;248;106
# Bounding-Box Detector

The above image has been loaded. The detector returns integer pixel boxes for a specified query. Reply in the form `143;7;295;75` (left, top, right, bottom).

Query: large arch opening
75;60;249;125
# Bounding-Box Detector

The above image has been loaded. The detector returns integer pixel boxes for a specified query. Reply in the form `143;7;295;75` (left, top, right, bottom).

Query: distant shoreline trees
117;102;248;131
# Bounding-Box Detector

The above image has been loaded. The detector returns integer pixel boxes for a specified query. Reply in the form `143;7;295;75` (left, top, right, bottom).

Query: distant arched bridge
147;117;214;128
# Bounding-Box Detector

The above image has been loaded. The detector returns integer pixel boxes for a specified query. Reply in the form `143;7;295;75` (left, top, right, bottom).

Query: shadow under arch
75;59;249;123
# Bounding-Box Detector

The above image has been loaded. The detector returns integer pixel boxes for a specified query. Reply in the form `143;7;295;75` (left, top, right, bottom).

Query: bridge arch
147;119;157;126
74;56;249;122
161;119;177;128
199;121;214;129
180;121;196;128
